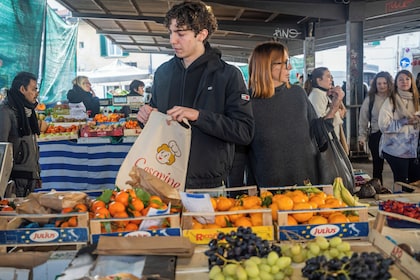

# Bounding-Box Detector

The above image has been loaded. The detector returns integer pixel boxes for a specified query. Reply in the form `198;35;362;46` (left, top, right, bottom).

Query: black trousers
383;152;420;184
368;131;384;183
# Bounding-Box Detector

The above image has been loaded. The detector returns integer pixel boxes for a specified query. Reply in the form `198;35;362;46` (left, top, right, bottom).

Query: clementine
90;200;106;212
115;191;130;207
108;201;126;217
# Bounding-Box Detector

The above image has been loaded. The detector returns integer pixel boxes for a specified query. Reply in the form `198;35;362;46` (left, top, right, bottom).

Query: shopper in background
358;71;394;183
0;72;41;197
121;79;145;117
378;69;420;191
136;1;254;189
244;42;343;187
67;76;100;117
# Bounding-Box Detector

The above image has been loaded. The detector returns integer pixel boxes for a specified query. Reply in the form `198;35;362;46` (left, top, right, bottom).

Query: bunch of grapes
281;236;353;263
209;251;293;280
302;252;395;280
204;226;282;268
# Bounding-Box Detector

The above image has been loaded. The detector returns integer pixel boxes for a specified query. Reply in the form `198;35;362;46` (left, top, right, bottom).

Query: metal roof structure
55;0;420;62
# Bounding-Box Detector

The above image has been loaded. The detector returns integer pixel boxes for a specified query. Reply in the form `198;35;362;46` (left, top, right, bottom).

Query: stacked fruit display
54;203;89;228
380;200;420;221
188;194;268;229
88;188;174;233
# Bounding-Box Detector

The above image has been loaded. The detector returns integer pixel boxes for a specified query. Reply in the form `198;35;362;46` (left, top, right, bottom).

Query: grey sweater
249;84;320;187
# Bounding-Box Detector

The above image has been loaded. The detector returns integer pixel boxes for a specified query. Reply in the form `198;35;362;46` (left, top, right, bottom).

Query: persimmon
108;201;126;217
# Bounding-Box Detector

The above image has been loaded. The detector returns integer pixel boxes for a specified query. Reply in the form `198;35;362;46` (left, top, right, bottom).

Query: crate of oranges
259;185;369;241
181;186;274;244
0;209;89;252
88;187;181;243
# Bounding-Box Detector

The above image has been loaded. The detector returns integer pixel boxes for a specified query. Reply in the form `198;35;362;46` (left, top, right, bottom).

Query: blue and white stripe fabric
38;140;133;190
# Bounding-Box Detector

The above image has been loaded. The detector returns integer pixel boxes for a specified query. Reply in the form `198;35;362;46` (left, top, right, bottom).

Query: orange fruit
74;203;88;212
240;196;262;209
216;196;234;211
108;201;126;217
113;211;129;227
210;197;217;210
275;196;294;211
191;218;205;229
141;206;151;216
95;212;108;219
95;207;111;218
287;215;298;225
67;216;78;227
130;198;144;212
61;207;73;214
130;210;142;225
347;215;360;222
228;206;245;222
307;215;328;225
234;216;253;227
91;200;106;212
272;194;287;203
309;196;325;207
127;189;137;199
215;215;230;228
60;221;69;228
125;223;139;231
325;198;344;208
292;202;313;223
291;194;309;204
0;199;9;205
328;213;349;224
115;191;130;207
269;203;279;221
203;223;219;229
250;212;263;226
260;191;273;199
149;195;164;209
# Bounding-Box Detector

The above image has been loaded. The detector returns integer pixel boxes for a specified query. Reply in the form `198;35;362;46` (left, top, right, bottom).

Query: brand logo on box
29;230;59;242
124;231;152;237
310;225;339;237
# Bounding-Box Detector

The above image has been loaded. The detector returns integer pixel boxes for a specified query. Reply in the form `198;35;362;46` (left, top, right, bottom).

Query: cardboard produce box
0;212;89;252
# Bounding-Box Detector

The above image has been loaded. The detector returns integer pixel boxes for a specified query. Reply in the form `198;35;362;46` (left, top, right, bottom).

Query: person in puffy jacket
0;72;41;197
67;76;100;117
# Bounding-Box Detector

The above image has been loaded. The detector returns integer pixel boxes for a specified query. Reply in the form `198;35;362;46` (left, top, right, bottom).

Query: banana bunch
333;177;369;207
301;179;323;194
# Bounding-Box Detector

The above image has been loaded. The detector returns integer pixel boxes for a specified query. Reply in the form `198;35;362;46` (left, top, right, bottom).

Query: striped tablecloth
38;139;134;190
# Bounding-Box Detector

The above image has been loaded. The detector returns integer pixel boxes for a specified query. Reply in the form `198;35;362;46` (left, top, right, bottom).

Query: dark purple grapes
302;252;394;280
204;226;282;268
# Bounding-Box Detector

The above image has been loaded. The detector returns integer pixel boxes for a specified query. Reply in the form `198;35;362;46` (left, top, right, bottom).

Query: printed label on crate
0;227;89;244
278;222;369;240
90;227;181;243
183;225;274;244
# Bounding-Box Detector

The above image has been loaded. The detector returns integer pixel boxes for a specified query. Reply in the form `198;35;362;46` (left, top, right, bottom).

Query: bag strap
368;95;375;123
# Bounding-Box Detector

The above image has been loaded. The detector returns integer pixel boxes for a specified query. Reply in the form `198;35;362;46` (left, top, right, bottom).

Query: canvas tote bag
116;111;191;191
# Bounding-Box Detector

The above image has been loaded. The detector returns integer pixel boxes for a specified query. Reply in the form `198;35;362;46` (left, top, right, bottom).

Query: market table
38;138;136;190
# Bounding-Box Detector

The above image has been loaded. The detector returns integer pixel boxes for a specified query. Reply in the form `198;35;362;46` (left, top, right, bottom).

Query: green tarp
0;0;77;104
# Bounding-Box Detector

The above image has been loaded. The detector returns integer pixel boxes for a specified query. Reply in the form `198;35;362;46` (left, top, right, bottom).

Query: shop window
100;35;128;57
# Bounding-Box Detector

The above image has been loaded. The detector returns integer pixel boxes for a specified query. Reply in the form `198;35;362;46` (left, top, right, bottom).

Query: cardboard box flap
96;236;194;257
0;252;52;269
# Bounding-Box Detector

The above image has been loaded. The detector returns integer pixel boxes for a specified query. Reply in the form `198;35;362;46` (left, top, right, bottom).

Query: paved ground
351;158;394;191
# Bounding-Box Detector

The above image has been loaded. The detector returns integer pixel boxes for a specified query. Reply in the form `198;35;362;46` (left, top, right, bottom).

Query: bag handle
165;115;191;130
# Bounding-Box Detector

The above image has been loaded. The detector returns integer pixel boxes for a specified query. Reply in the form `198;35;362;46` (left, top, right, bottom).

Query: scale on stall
100;95;144;117
0;142;14;198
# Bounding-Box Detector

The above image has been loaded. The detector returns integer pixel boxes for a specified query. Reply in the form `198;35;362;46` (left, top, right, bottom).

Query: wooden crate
182;208;274;244
260;184;333;195
89;213;181;244
186;185;258;197
276;206;369;241
0;212;89;253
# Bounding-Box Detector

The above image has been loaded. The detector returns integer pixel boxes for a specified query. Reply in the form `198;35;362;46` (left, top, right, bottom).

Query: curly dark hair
164;1;218;42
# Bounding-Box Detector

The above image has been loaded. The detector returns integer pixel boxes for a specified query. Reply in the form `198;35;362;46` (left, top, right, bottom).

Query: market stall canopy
79;59;151;84
55;0;420;63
